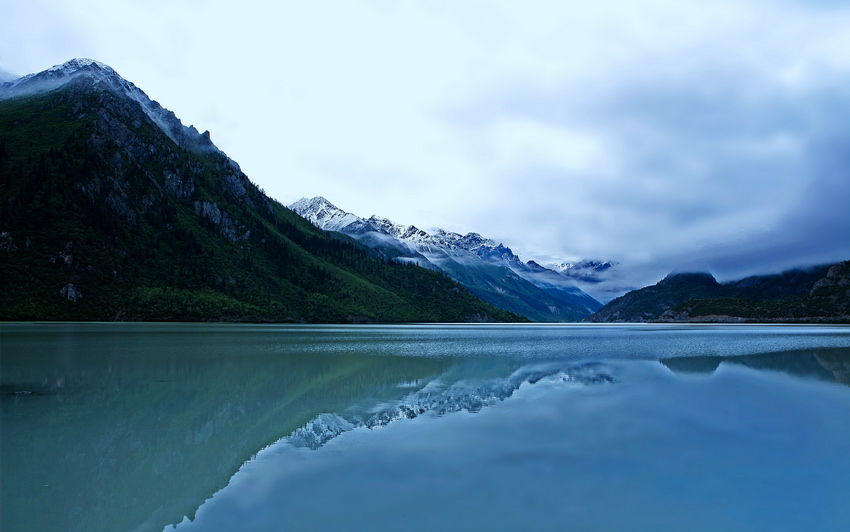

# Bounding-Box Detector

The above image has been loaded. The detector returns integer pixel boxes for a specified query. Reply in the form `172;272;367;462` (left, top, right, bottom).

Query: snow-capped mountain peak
292;197;530;265
289;196;368;233
2;58;115;95
555;260;617;278
0;59;219;152
289;196;339;220
363;215;410;240
48;58;114;76
290;196;605;320
2;58;113;86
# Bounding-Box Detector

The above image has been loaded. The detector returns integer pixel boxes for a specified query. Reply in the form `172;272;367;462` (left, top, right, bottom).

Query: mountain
1;59;215;150
554;260;617;283
586;272;721;322
0;59;523;323
549;259;628;304
291;197;602;322
586;262;849;323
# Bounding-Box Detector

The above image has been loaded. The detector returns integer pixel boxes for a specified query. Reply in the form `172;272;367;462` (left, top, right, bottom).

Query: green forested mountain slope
586;263;850;323
0;67;522;323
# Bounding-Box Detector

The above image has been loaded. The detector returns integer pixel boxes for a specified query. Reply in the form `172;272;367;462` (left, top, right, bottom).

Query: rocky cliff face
811;261;850;301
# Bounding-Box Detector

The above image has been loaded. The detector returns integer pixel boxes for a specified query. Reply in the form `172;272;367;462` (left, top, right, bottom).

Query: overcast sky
2;0;849;289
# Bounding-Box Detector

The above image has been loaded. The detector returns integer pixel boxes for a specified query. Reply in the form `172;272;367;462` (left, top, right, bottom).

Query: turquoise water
2;323;849;531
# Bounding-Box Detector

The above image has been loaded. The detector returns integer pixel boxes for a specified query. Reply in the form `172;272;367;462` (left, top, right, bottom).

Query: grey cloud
700;126;850;278
451;51;850;291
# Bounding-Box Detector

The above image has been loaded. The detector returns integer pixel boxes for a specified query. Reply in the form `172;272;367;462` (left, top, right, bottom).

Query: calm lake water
2;323;849;531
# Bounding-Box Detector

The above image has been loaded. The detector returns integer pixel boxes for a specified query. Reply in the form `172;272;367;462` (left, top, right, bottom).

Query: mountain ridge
291;196;603;321
0;59;522;323
1;58;220;152
586;262;849;323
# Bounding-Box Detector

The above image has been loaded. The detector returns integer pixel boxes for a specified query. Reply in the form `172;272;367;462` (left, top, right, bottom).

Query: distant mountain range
587;262;850;323
291;196;602;321
0;59;522;323
8;59;839;325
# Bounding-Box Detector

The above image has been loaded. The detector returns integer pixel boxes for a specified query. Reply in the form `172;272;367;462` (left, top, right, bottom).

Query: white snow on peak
289;197;364;232
289;196;606;315
289;198;605;286
4;58;116;91
290;196;520;263
553;260;617;275
47;58;114;75
0;58;217;151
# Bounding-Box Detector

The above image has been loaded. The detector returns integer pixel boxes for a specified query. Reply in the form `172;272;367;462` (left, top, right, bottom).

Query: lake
2;323;849;531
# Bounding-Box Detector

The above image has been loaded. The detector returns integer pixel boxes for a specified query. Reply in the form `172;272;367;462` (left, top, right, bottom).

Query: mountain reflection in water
2;324;849;532
661;349;850;385
1;324;450;532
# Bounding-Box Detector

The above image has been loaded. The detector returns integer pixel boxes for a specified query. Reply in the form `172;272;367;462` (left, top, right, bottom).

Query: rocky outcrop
0;231;17;253
193;200;249;242
811;261;850;298
60;283;82;301
163;171;195;199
